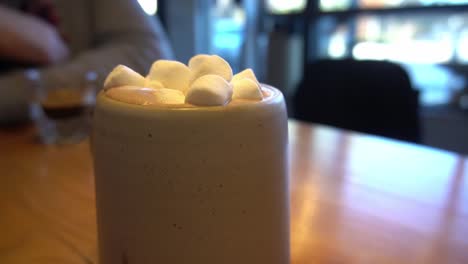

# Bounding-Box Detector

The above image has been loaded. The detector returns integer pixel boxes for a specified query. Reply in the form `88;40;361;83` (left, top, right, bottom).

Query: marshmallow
232;68;259;85
105;86;185;105
188;54;233;83
152;88;185;104
145;80;164;90
185;74;232;106
104;65;145;90
147;60;191;93
105;86;159;105
232;78;263;101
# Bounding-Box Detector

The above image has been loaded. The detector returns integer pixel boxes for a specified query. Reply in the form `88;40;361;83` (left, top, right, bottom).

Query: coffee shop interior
1;0;468;263
157;0;468;154
0;0;467;150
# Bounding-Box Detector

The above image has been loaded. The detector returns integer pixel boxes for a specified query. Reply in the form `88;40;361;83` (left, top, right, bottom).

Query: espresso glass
27;69;97;144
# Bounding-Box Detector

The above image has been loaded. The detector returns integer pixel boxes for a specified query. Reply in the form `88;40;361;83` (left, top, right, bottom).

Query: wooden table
1;121;467;264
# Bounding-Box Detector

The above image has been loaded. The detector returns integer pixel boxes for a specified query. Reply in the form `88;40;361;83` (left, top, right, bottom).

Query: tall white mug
92;84;289;264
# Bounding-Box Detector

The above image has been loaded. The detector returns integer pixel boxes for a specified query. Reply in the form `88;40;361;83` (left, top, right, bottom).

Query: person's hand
0;5;69;65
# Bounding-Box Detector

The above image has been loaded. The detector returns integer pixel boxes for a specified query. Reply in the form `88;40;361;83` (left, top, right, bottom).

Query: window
320;0;468;11
210;0;246;73
137;0;158;15
320;12;468;64
311;0;468;105
266;0;308;14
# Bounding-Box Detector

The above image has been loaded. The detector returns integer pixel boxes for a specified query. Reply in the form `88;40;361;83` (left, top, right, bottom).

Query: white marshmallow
152;88;185;104
145;79;164;90
232;68;259;85
232;78;263;101
105;86;160;105
104;65;145;90
185;74;232;106
105;86;185;105
188;54;233;83
147;60;191;93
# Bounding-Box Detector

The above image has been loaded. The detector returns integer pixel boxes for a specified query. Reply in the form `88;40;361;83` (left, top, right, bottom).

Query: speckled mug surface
92;85;289;264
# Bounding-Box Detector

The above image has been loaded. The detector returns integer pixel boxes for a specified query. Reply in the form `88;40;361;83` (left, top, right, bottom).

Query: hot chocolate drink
92;55;289;264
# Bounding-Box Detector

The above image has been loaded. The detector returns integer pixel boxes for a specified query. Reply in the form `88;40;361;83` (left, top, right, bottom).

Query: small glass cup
26;69;98;144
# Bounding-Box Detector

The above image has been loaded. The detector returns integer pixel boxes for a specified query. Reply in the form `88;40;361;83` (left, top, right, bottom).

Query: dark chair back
292;59;420;143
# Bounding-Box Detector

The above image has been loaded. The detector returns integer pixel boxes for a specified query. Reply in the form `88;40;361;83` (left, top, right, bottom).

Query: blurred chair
292;59;420;143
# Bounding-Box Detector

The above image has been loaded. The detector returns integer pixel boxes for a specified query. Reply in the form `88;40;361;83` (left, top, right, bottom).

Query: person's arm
0;0;173;123
48;0;174;84
0;5;69;65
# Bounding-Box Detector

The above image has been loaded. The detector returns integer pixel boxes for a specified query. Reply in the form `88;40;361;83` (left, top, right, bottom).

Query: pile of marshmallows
104;54;263;106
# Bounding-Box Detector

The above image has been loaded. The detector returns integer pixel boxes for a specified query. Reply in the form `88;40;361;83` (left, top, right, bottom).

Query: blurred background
143;0;468;154
1;0;467;153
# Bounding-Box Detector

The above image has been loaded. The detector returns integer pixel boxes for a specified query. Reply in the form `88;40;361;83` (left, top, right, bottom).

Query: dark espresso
40;89;86;120
41;104;86;120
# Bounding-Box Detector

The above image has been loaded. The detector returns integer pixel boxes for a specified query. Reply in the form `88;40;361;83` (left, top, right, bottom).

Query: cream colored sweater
0;0;173;123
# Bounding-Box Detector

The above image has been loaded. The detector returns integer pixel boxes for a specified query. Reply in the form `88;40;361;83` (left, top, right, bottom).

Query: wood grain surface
0;121;467;264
